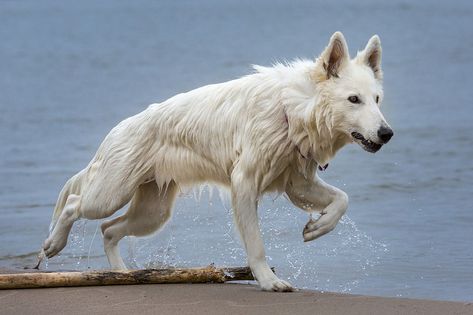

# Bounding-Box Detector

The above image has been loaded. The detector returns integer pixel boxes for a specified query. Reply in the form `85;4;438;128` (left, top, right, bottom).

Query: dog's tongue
318;164;329;171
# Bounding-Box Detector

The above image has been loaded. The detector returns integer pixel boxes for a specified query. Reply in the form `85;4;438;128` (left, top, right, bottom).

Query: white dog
42;32;393;291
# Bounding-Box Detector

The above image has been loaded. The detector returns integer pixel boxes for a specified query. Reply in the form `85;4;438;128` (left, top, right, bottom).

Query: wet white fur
43;32;391;292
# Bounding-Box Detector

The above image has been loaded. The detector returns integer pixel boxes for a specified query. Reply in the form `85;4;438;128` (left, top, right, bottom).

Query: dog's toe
303;227;331;242
45;247;56;258
272;279;294;292
43;237;66;258
303;218;335;242
260;278;294;292
42;238;51;251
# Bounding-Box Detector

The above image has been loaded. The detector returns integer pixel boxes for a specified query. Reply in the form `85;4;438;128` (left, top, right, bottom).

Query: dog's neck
254;59;351;171
283;101;350;169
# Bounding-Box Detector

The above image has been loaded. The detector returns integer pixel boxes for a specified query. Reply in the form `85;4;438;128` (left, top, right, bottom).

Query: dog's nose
377;126;393;143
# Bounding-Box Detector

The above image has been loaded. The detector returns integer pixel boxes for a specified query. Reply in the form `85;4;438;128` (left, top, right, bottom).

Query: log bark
0;266;259;290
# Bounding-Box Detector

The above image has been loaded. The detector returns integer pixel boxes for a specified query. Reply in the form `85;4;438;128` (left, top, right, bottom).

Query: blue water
1;0;472;302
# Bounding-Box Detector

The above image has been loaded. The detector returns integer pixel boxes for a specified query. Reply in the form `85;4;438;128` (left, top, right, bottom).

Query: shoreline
0;281;471;315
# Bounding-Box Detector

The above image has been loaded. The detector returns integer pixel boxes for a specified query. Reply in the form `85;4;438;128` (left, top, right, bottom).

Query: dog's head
313;32;393;153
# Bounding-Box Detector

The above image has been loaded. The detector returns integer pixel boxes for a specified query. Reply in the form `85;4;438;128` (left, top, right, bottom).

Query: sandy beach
1;282;471;315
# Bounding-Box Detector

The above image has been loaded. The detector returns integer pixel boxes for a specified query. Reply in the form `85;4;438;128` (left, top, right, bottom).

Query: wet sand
1;282;471;315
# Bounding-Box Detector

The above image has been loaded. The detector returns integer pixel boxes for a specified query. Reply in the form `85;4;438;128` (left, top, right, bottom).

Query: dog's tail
49;171;83;233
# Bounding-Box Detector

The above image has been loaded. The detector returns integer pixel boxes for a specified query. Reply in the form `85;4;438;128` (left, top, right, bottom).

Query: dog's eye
348;95;360;104
376;95;380;103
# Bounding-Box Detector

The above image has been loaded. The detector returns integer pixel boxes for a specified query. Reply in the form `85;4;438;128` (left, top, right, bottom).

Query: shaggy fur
42;32;393;292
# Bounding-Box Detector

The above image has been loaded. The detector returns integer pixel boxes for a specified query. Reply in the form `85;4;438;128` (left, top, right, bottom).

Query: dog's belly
154;145;232;187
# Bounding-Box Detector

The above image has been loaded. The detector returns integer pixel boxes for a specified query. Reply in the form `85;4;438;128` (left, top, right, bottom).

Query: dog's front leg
231;169;293;292
286;172;349;242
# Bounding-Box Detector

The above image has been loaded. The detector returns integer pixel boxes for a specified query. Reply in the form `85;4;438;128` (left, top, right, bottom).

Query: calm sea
1;0;472;302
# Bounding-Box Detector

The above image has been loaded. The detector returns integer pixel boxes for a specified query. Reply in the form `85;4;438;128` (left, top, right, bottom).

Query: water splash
122;189;389;294
45;218;107;271
69;220;87;267
48;186;388;295
86;221;100;269
259;203;389;293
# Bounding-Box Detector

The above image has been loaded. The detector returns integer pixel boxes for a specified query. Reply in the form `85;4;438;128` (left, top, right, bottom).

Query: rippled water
1;0;472;302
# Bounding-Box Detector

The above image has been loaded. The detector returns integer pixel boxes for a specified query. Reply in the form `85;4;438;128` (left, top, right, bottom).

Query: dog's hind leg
231;168;293;292
101;180;178;270
43;171;135;259
43;193;82;258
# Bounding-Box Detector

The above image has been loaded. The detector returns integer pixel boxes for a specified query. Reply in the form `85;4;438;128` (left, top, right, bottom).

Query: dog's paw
259;277;294;292
303;217;334;242
43;236;67;258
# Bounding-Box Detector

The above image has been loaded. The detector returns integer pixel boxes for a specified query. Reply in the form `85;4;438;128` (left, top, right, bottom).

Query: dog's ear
316;32;350;80
357;35;383;80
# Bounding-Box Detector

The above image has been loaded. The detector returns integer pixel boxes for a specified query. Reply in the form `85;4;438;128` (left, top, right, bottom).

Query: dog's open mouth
351;132;382;153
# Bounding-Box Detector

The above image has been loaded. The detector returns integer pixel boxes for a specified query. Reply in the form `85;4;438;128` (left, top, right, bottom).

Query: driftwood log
0;266;261;290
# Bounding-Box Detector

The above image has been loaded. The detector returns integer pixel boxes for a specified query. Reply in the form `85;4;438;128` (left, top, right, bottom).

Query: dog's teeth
351;132;365;140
